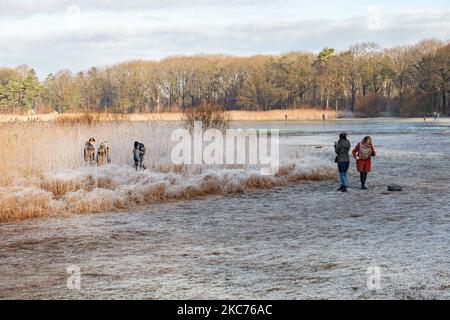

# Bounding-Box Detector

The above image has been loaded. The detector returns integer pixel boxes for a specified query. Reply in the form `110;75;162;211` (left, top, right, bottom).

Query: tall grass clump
54;112;98;126
182;103;231;131
54;112;127;126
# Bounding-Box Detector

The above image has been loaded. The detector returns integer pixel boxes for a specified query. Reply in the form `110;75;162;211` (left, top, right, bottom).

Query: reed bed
0;108;336;123
0;120;335;222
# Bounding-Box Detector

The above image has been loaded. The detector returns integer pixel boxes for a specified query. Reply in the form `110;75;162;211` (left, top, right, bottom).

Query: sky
0;0;449;79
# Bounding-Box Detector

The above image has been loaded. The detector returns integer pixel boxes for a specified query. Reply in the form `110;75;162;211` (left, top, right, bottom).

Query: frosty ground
0;119;449;299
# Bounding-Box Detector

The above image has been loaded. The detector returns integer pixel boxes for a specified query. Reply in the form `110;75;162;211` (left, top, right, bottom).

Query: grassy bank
0;109;336;123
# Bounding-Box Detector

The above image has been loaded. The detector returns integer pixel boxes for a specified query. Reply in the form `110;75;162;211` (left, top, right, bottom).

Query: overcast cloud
0;0;448;78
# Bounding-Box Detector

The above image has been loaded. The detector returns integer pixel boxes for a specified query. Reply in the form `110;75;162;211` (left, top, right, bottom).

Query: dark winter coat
335;138;351;163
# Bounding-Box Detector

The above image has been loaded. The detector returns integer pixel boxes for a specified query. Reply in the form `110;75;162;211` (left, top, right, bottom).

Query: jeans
337;162;350;187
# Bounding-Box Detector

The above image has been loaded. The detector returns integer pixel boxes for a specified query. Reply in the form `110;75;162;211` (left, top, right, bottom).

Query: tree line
0;39;448;116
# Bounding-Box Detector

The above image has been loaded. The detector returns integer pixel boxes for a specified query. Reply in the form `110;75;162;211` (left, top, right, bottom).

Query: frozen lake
1;119;449;299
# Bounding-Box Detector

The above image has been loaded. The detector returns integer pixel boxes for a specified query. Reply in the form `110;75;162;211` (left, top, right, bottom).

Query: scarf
359;143;372;160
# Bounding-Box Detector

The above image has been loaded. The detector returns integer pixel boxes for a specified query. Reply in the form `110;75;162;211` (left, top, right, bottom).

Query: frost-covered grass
0;121;334;221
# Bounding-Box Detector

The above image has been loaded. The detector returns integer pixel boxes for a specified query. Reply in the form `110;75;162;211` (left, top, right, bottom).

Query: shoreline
0;111;448;123
0;109;336;122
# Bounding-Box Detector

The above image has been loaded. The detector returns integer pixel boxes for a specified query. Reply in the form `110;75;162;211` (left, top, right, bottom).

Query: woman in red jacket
352;136;376;189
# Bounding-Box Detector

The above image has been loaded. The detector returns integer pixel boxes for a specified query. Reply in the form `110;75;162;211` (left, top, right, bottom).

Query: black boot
360;172;368;189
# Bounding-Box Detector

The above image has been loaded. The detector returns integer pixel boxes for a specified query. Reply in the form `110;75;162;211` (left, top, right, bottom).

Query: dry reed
0;119;335;222
1;108;336;123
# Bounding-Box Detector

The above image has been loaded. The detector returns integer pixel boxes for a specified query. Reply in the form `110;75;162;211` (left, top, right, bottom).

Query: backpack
98;143;105;153
138;143;146;154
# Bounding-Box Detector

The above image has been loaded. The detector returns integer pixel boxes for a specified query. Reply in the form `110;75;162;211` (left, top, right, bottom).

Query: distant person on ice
84;138;96;165
334;132;351;192
133;141;146;171
96;141;111;166
352;136;376;190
